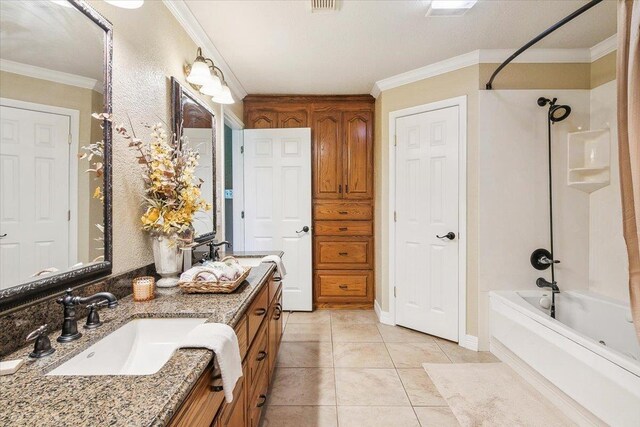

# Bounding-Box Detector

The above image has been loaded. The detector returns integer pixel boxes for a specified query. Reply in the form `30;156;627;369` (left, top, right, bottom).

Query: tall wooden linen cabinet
244;95;375;308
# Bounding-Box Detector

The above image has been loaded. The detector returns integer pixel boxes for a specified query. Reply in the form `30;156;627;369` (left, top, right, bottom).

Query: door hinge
68;134;72;145
241;211;245;219
67;210;71;221
394;286;397;298
240;146;244;154
394;134;397;146
394;211;397;222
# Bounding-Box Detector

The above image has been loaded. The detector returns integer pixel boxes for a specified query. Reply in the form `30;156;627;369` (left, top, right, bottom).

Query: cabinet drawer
247;321;269;397
317;272;371;298
234;316;248;361
247;284;269;346
268;274;281;305
314;237;373;269
217;376;245;427
168;363;225;427
314;221;372;236
248;363;270;427
314;202;372;220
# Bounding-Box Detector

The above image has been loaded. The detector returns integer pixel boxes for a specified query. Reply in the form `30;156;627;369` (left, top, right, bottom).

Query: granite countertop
0;259;278;427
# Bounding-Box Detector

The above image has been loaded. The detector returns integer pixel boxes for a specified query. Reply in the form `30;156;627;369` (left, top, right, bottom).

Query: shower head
537;97;572;123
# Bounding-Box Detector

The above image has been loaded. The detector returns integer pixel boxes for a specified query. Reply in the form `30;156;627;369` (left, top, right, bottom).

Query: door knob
436;232;456;240
296;226;310;233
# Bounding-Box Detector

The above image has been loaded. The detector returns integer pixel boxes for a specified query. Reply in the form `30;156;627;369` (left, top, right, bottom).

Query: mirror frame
0;0;113;311
170;77;217;242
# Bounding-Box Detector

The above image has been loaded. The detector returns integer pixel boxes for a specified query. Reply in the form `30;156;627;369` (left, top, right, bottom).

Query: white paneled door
395;106;459;341
243;128;312;311
0;104;71;289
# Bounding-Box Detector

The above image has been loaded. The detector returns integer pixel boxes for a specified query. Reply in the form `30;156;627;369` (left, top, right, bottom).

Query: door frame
0;97;80;265
223;107;245;249
388;95;469;348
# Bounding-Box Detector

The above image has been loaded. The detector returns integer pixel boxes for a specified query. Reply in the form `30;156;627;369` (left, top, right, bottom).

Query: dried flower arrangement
116;118;212;239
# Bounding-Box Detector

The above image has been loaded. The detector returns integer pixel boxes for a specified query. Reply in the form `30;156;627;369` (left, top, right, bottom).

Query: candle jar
132;276;155;302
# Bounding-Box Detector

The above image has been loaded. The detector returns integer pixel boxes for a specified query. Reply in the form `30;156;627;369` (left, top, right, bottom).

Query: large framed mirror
171;77;216;242
0;0;113;310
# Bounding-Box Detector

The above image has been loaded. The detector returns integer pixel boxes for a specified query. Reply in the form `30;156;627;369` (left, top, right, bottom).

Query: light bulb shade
104;0;144;9
186;60;211;85
199;74;223;96
212;85;234;105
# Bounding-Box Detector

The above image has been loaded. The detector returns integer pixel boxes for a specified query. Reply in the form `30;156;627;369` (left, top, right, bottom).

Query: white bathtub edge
490;338;605;427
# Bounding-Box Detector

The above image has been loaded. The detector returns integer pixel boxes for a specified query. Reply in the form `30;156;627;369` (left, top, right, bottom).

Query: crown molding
590;34;617;62
0;59;102;93
162;0;247;101
371;39;618;98
223;106;244;130
371;51;480;97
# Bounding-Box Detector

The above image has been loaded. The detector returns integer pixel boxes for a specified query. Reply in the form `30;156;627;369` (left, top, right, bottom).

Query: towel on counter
180;323;242;402
178;266;220;283
262;255;286;279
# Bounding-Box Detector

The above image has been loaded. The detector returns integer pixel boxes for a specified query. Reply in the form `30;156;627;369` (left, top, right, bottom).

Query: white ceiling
0;0;104;82
184;0;617;95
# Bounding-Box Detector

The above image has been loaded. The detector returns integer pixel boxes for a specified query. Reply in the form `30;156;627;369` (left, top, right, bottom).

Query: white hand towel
262;255;287;279
180;323;242;402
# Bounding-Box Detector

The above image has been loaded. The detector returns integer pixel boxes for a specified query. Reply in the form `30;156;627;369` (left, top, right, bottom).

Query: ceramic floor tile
330;310;378;324
337;406;420;427
434;338;500;363
332;342;394;368
276;341;334;367
260;405;338;427
331;323;382;342
282;322;332;342
269;368;336;406
386;342;451;367
396;368;447;406
376;324;436;343
334;368;410;406
413;406;460;426
287;310;331;324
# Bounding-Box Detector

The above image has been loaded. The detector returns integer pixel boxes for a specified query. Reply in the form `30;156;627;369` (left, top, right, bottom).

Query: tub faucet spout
536;277;559;292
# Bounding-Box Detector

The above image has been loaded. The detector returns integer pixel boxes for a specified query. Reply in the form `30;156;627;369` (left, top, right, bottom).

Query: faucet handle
26;324;55;359
84;302;105;329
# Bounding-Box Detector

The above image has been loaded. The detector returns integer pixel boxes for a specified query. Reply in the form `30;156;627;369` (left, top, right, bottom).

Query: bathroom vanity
0;257;283;427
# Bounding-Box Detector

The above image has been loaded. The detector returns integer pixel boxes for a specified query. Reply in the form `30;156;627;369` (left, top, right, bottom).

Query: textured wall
88;0;224;274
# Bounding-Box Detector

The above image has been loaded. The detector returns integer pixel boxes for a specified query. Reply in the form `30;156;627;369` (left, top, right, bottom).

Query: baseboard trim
374;300;394;325
460;334;479;351
490;338;604;427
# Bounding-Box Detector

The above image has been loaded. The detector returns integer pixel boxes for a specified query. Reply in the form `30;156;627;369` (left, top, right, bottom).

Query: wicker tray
179;265;251;294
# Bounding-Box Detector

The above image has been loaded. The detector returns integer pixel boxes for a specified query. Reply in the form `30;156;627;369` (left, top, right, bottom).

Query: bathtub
490;290;640;426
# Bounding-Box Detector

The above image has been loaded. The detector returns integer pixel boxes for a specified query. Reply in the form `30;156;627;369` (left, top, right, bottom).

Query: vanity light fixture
104;0;144;9
426;0;477;16
185;47;234;104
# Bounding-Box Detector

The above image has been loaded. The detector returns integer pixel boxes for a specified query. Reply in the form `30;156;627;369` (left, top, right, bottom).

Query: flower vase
152;234;184;288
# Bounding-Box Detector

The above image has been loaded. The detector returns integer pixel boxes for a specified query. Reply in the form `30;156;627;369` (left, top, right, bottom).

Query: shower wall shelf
567;127;610;193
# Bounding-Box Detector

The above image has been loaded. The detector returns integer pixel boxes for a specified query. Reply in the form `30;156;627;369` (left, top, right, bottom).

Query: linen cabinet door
313;111;343;199
278;110;308;128
343;110;373;199
247;110;277;129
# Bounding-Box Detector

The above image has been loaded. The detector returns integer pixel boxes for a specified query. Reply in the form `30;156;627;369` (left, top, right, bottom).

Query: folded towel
179;266;220;283
262;255;286;279
180;323;242;402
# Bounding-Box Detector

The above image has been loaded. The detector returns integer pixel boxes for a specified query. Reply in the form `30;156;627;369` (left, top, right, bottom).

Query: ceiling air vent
311;0;336;13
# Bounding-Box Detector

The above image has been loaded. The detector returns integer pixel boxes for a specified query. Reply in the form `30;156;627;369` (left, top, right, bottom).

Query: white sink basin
234;257;263;268
47;318;207;376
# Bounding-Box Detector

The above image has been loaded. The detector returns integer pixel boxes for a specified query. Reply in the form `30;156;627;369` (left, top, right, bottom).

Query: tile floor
260;309;499;427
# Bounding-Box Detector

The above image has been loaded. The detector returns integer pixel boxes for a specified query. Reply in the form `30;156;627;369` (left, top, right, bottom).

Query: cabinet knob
257;350;268;361
339;252;348;256
339;284;348;290
255;308;267;316
257;394;267;408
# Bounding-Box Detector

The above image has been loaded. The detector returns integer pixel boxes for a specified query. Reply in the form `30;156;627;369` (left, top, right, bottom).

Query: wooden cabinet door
278;110;308;128
247;110;277;129
343;111;373;199
313;111;343;199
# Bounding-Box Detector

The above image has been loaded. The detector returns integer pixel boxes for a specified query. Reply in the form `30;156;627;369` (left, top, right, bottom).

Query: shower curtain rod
485;0;604;90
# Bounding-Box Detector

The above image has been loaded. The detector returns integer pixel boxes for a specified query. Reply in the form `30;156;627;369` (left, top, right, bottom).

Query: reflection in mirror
0;0;112;300
171;77;216;241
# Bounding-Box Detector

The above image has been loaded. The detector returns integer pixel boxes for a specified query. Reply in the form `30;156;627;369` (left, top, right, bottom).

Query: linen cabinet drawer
314;221;372;236
313;202;372;220
316;271;372;301
248;364;270;427
234;316;247;361
168;362;224;427
314;237;373;269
